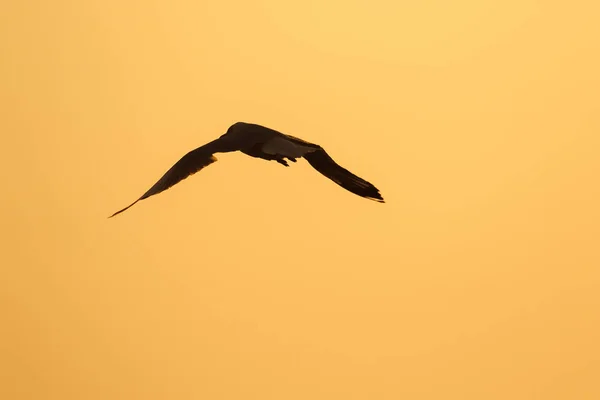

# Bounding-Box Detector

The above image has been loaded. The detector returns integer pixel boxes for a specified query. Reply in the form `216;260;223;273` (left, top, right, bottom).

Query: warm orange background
1;1;599;399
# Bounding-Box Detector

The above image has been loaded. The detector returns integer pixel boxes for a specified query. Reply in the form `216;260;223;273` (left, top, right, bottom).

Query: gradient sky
1;1;599;399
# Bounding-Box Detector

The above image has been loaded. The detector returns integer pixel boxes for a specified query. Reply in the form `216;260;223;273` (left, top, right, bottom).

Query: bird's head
220;122;252;141
223;121;247;135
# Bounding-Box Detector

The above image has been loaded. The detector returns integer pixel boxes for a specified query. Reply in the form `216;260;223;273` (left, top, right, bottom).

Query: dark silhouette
109;122;384;217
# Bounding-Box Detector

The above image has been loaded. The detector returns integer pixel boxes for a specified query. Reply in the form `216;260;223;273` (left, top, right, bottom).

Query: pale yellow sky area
1;1;599;399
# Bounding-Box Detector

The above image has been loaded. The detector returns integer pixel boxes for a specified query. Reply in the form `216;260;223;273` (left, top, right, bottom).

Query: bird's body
109;122;384;217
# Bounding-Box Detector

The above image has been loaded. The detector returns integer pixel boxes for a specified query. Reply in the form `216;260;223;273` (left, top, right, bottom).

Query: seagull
109;122;384;217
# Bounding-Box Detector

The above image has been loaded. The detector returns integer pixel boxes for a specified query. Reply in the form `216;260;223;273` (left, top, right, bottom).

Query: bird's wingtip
107;210;122;219
108;200;139;219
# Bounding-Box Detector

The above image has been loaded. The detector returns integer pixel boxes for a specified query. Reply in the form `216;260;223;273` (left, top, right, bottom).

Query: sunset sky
1;1;599;399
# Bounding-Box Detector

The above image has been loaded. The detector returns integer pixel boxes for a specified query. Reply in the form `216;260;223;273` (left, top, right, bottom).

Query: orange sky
1;1;599;399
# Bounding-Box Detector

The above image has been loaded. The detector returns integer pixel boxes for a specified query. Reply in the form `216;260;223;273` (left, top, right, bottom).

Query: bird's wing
289;137;384;203
109;137;235;217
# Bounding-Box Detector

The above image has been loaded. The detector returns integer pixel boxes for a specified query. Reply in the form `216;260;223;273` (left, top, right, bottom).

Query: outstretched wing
301;146;384;203
109;138;234;217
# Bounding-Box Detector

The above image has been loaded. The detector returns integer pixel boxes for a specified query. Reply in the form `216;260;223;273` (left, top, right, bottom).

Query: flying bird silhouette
109;122;384;217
